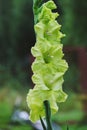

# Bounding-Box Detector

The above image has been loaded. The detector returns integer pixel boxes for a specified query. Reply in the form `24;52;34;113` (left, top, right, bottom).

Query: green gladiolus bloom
27;0;68;122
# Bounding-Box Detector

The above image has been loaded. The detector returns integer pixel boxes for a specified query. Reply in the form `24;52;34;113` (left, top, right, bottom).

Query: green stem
40;116;47;130
67;125;69;130
44;100;53;130
33;0;43;24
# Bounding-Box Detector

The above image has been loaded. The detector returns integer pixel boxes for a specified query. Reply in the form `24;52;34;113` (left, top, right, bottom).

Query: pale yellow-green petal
27;0;68;122
27;89;59;122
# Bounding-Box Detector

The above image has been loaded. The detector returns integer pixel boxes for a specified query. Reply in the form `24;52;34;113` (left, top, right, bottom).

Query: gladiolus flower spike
27;0;68;122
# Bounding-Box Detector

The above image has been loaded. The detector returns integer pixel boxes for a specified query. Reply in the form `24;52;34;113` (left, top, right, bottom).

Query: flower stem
33;0;43;24
40;116;47;130
44;100;53;130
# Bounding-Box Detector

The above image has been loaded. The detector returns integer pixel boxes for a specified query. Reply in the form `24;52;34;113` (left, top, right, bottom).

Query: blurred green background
0;0;87;130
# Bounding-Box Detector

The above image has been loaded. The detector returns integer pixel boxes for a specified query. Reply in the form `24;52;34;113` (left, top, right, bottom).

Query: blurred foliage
59;0;87;46
0;64;30;88
0;0;34;63
52;92;84;122
0;86;32;129
11;125;32;130
62;125;87;130
0;0;34;85
63;63;80;92
0;124;32;130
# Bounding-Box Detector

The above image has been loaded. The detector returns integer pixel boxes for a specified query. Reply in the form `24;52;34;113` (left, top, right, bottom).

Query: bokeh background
0;0;87;129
